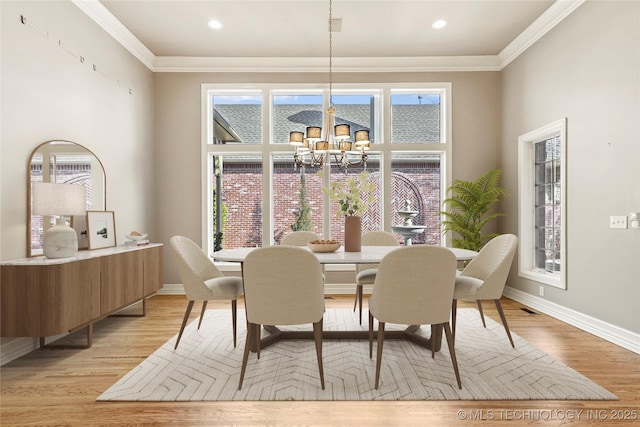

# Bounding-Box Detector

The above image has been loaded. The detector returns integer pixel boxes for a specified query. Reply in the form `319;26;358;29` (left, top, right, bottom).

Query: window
518;118;567;289
391;153;443;245
211;94;262;144
391;92;441;144
203;84;451;254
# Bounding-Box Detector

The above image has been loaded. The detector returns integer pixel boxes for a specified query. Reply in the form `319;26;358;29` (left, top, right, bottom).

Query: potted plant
441;169;508;251
319;170;375;251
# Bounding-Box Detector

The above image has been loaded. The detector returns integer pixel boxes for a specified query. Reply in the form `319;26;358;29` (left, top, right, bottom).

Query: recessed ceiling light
432;19;447;29
208;20;223;30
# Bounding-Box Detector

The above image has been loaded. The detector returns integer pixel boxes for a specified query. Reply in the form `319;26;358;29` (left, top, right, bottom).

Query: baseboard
0;332;68;366
157;283;187;295
503;286;640;355
0;337;40;366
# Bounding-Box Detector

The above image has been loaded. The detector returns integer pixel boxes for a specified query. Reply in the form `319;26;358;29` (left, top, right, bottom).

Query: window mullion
263;89;272;245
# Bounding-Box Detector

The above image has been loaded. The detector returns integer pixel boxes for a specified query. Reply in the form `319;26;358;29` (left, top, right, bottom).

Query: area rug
97;308;617;401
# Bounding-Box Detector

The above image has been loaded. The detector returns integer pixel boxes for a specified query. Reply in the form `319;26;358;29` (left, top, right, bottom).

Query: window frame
518;118;567;289
201;83;452;255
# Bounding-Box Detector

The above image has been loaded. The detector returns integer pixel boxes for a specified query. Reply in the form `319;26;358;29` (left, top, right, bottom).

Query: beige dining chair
451;234;518;348
280;230;321;246
169;235;244;350
368;245;461;390
280;230;326;280
353;231;400;324
238;246;326;390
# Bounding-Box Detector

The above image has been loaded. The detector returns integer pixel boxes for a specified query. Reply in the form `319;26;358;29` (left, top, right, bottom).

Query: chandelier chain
328;0;333;106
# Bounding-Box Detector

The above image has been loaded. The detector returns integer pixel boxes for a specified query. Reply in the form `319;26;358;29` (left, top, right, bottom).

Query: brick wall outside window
218;162;440;248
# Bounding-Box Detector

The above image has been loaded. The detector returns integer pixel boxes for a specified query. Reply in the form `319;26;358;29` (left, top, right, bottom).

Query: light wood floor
1;295;639;426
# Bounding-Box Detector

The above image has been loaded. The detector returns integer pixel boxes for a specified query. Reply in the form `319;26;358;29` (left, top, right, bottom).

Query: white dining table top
213;245;478;264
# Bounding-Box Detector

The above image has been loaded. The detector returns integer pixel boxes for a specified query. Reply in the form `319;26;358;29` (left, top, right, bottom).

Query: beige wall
155;71;501;283
1;1;155;351
1;0;156;261
501;1;640;332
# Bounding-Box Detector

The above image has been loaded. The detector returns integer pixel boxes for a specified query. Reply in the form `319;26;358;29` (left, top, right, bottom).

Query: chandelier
289;0;371;171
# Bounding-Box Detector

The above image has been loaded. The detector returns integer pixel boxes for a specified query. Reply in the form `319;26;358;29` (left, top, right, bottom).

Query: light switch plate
610;216;628;229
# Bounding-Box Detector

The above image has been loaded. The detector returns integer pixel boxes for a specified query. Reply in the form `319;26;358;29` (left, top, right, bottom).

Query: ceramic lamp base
43;217;78;259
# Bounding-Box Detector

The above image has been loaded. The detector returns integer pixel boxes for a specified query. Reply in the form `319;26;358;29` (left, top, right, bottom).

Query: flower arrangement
319;170;375;217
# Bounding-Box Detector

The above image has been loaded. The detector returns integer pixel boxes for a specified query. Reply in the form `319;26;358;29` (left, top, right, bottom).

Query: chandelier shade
306;126;322;141
289;131;304;146
334;124;351;141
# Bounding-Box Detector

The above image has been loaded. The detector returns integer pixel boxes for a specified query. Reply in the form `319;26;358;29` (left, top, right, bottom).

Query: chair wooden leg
238;321;254;390
451;299;458;341
353;286;359;311
374;321;385;389
198;301;208;329
254;323;261;359
494;299;515;348
432;324;442;359
368;311;374;358
477;300;486;328
443;322;462;389
175;300;195;350
357;285;364;325
313;319;325;390
231;299;238;348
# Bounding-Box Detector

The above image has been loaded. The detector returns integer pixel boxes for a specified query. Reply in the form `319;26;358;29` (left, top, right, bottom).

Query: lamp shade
334;124;351;141
33;183;86;216
354;129;370;145
289;131;304;145
306;126;322;141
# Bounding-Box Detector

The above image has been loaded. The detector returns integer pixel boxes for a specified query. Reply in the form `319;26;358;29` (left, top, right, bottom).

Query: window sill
519;269;564;289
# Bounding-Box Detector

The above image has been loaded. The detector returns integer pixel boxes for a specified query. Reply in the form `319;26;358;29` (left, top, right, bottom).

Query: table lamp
32;182;87;258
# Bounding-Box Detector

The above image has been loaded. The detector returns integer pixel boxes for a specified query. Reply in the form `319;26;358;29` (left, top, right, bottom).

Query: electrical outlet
539;286;544;297
610;216;628;229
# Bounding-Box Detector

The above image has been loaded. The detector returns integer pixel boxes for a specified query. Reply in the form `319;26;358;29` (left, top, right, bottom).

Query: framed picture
71;215;88;250
86;210;116;250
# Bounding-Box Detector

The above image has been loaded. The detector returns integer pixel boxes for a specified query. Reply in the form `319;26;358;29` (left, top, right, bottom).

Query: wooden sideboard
0;244;162;348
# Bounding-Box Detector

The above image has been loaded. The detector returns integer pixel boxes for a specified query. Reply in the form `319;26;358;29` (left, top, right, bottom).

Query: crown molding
71;0;156;70
153;55;502;73
74;0;584;73
498;0;586;69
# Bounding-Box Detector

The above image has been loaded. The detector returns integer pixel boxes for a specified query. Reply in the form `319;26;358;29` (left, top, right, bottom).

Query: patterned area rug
97;308;617;401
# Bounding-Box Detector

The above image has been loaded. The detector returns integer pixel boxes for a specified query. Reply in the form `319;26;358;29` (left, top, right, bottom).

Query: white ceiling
74;0;585;72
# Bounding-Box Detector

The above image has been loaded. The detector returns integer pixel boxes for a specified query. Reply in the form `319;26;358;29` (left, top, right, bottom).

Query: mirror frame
27;140;107;257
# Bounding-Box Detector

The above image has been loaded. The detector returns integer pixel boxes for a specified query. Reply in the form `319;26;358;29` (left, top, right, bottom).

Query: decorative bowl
125;233;148;241
307;240;341;253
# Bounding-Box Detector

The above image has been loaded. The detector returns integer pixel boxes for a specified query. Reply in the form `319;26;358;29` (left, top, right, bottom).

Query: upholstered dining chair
239;246;326;390
280;230;326;280
353;231;400;324
451;234;518;348
169;235;244;350
368;245;461;390
280;230;321;246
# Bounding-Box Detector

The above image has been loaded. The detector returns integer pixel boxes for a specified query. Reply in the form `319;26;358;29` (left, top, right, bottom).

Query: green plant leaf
440;169;508;251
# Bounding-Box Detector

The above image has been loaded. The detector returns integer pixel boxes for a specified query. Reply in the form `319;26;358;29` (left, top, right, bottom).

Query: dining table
213;245;478;352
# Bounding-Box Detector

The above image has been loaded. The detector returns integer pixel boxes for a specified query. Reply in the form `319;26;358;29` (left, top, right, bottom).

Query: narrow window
518;119;567;289
534;137;562;273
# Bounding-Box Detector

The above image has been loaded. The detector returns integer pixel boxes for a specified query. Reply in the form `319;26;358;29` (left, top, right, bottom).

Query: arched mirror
28;140;106;257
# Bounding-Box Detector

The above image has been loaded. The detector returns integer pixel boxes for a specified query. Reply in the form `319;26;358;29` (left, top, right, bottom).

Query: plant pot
344;216;362;252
